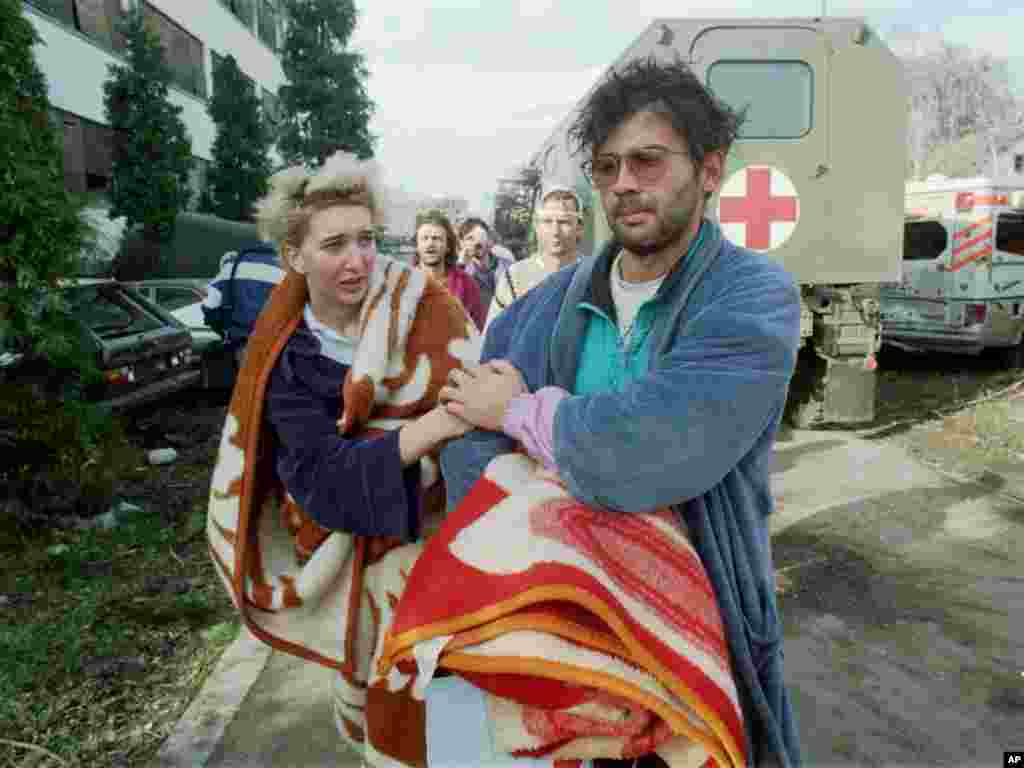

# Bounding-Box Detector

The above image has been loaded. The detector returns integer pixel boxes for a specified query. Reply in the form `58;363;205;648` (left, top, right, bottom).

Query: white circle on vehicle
716;165;800;252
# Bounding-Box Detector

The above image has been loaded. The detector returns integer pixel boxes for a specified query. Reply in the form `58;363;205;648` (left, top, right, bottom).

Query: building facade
23;0;287;207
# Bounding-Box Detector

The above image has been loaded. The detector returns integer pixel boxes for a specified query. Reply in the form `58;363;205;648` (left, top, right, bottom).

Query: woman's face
288;205;376;313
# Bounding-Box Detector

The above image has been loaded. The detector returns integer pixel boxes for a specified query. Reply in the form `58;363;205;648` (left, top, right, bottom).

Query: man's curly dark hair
568;55;745;169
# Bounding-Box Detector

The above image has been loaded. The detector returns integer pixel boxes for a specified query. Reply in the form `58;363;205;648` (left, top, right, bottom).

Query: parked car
0;279;198;411
116;212;266;391
123;278;235;389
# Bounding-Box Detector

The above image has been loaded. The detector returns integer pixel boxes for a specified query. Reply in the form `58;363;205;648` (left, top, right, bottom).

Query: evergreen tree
0;0;88;362
206;54;272;221
278;0;375;167
102;4;192;241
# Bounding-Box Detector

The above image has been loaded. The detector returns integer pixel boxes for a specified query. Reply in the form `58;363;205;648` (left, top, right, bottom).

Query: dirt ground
0;388;238;768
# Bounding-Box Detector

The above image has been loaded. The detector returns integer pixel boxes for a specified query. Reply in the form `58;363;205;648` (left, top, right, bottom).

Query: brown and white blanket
205;255;481;764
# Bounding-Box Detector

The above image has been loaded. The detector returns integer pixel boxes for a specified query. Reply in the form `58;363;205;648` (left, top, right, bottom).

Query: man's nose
608;159;640;194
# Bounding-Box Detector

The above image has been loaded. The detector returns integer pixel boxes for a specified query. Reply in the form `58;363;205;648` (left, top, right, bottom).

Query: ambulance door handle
813;164;829;179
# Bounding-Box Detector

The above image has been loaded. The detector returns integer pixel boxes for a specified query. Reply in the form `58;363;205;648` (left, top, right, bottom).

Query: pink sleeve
501;386;570;472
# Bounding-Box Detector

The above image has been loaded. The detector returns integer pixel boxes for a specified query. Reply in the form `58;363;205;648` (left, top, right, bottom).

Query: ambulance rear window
707;61;813;139
904;221;947;261
996;212;1024;256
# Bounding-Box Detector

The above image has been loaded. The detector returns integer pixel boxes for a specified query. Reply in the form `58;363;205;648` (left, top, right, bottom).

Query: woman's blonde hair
253;151;387;259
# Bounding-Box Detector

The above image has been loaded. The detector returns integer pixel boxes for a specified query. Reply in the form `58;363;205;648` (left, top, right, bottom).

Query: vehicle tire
787;394;823;429
1003;338;1024;370
786;345;826;429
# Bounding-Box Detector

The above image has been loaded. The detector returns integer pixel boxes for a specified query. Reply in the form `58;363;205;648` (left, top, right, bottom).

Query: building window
73;0;119;48
52;109;119;196
1014;153;1024;174
28;0;76;26
28;0;122;49
707;60;814;139
142;3;205;98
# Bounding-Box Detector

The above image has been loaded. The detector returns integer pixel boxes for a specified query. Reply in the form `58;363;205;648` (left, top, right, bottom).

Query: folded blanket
378;452;747;768
205;256;481;765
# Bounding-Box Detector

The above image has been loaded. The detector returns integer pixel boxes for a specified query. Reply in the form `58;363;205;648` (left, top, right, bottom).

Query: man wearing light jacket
440;56;802;768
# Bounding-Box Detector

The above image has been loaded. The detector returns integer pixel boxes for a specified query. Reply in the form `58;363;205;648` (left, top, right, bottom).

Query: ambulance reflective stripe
953;214;992;242
717;166;800;252
949;215;994;272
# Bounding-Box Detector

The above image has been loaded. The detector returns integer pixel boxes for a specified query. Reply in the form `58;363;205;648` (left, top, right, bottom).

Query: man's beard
609;188;699;258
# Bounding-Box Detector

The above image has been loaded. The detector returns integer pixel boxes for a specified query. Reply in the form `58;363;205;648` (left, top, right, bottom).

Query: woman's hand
399;405;473;467
428;403;474;441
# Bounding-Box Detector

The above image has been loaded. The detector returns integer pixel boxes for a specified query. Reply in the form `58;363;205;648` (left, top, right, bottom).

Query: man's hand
439;360;527;432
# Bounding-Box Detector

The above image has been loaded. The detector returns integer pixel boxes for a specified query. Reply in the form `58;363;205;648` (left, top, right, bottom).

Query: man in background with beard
438;56;803;767
458;217;513;310
414;209;486;329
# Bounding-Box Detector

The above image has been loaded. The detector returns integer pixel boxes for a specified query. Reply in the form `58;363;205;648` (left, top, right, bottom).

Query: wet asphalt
772;431;1023;767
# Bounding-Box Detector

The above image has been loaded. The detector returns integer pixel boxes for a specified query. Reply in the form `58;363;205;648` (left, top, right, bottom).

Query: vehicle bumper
881;322;1021;355
98;369;201;412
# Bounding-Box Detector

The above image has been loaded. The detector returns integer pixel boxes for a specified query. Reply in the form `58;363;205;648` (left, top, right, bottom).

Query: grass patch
974;400;1024;457
0;417;237;767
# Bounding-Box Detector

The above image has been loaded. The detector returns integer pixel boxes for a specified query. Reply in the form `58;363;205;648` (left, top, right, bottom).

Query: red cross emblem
717;166;800;251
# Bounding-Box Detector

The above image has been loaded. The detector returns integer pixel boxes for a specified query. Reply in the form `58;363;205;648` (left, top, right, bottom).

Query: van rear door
993;210;1024;313
881;218;952;331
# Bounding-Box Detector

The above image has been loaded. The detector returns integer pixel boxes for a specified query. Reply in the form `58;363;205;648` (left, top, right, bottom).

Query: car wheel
1003;337;1024;370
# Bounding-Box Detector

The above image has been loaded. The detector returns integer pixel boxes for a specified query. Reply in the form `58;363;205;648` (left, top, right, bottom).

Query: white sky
349;1;1024;219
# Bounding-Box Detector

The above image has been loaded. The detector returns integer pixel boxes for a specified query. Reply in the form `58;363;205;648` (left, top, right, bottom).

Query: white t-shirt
609;251;665;340
304;304;357;366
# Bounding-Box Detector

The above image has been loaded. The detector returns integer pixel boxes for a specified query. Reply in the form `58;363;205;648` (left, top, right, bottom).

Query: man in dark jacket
201;241;284;365
439;56;802;767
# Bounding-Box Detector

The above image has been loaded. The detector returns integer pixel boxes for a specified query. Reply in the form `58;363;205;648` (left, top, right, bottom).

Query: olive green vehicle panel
532;17;906;286
115;212;259;281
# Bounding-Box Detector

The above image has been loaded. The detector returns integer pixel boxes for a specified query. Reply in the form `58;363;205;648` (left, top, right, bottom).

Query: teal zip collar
577;222;708;322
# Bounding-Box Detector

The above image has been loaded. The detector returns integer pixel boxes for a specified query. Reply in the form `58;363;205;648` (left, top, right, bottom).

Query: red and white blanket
379;452;748;768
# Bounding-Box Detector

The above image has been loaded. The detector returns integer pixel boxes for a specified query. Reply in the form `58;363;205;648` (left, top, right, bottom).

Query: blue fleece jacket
202;242;285;352
440;219;802;767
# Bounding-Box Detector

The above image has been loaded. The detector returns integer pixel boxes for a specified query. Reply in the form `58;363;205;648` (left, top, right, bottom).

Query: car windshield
66;284;164;338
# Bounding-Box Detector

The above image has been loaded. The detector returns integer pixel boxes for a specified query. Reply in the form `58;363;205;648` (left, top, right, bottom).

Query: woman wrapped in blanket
254;153;476;541
205;151;481;766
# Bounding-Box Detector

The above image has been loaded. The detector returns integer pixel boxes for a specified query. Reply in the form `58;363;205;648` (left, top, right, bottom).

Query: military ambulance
531;17;907;426
880;176;1024;367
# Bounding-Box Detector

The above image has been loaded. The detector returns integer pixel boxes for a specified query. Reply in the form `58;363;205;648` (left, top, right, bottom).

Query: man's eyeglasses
581;146;690;189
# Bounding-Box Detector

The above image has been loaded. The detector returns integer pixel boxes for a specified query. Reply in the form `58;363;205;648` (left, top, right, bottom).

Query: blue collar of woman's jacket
548;219;723;389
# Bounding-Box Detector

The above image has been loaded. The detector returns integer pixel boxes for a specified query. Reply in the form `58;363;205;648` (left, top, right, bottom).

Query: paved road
156;429;1024;767
771;428;1023;767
